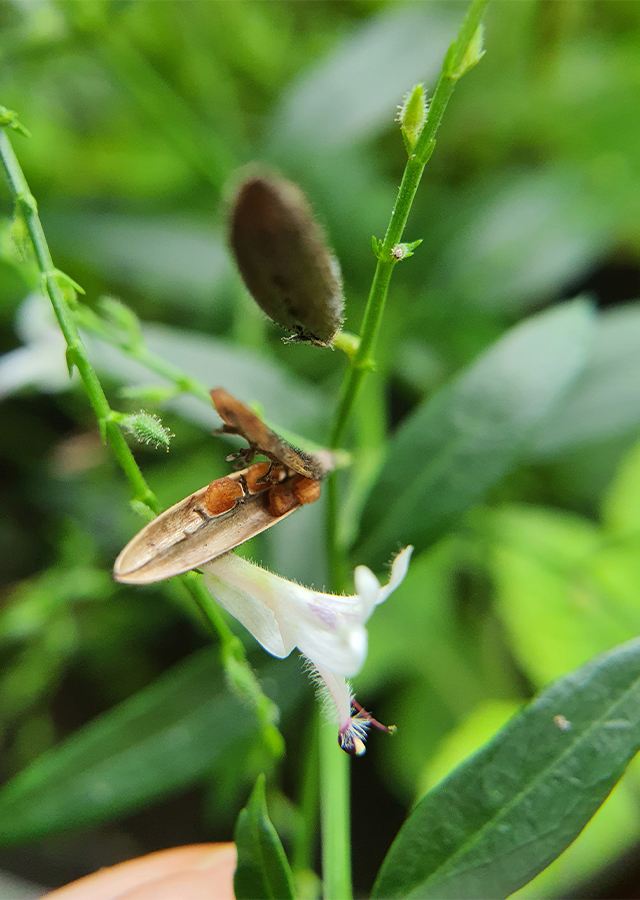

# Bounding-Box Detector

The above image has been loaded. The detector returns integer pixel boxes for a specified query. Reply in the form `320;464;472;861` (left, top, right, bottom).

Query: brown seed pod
114;464;292;584
113;389;334;585
229;172;344;347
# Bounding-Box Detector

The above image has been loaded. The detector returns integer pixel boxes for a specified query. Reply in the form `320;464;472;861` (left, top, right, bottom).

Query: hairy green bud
397;83;428;153
122;412;173;452
449;24;485;81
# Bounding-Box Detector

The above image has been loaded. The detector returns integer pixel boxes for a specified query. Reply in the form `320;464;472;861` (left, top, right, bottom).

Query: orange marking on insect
244;461;285;494
203;477;244;516
266;482;298;518
291;475;321;506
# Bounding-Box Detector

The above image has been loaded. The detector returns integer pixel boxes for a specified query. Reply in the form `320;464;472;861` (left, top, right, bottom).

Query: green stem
0;129;157;511
321;2;489;897
292;711;319;876
320;715;352;900
331;0;488;448
0;123;282;759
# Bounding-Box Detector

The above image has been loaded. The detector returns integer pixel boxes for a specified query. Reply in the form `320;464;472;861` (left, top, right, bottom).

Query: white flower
202;546;412;755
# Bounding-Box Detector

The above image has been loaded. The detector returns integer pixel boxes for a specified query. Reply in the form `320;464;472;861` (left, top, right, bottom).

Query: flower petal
202;546;413;755
203;554;291;658
377;545;413;605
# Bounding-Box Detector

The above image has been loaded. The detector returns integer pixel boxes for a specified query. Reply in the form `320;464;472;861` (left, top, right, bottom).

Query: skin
41;844;236;900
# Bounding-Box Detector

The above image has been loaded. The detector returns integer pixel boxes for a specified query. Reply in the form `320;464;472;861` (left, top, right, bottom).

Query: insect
113;389;332;584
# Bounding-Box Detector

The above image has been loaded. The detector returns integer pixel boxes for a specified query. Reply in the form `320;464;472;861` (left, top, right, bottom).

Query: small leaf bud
391;239;423;262
449;24;485;81
397;83;428;153
0;105;31;138
122;412;173;452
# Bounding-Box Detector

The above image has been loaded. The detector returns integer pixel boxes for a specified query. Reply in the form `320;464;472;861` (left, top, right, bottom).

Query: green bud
122;412;173;452
229;170;344;347
449;24;485;81
98;296;143;349
0;105;31;138
397;83;428;153
390;239;423;261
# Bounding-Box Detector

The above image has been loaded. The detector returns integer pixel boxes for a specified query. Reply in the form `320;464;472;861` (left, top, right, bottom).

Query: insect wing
210;387;326;480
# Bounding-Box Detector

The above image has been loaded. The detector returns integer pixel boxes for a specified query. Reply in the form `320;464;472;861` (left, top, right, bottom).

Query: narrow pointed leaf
234;774;294;900
0;651;302;845
372;638;640;899
357;299;595;565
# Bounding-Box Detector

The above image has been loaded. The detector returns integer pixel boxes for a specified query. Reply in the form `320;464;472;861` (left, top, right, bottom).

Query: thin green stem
0;129;156;511
320;715;352;900
75;304;213;404
75;301;339;460
331;0;488;448
321;2;489;897
292;711;319;876
0;123;282;760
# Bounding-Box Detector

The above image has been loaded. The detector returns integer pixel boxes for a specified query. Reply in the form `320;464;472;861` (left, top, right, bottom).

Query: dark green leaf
0;650;302;845
372;638;640;899
234;773;294;900
356;299;596;566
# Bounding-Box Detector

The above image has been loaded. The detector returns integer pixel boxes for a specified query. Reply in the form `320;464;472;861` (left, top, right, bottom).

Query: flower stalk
330;0;489;448
323;2;489;897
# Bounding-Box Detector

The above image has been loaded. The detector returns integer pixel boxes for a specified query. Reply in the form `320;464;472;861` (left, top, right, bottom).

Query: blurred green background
2;0;640;896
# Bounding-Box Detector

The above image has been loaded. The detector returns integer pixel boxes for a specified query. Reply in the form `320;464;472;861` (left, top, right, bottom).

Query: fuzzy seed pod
229;172;344;347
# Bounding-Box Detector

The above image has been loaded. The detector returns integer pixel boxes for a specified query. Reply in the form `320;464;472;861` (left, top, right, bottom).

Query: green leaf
0;650;302;845
512;770;640;899
431;170;614;316
372;638;640;899
531;303;640;458
602;436;640;535
482;504;640;686
356;299;596;566
234;773;295;900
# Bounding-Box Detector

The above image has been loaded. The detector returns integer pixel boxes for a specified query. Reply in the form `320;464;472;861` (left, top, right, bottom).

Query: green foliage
1;0;640;895
234;774;295;900
373;639;640;899
357;299;595;564
0;651;302;845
